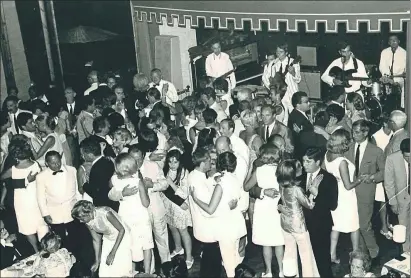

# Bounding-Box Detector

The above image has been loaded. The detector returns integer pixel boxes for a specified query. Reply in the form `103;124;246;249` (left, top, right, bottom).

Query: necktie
390;49;395;76
355;144;361;177
279;62;283;73
390;134;394;141
307;174;313;191
13;114;19;134
265;125;270;141
52;170;63;175
69;104;73;115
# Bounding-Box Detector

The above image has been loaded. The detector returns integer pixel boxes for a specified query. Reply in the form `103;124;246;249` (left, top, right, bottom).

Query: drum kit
363;66;405;123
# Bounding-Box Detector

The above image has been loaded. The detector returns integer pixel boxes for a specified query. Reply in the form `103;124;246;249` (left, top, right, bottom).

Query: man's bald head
236;87;252;102
215;136;232;154
88;70;99;84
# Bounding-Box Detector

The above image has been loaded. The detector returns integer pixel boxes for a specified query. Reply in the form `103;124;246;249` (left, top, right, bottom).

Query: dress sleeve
294;186;315;209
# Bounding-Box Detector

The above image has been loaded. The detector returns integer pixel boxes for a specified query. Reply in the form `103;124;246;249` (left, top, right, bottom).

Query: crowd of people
0;34;409;278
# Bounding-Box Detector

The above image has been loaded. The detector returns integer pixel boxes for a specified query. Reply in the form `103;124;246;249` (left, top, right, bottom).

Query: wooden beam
0;1;16;88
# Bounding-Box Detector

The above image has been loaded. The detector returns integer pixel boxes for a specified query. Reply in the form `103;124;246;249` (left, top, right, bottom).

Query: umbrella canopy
58;25;120;44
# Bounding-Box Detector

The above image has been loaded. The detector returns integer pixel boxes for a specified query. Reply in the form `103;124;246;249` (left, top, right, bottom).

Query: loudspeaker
297;46;317;67
299;70;322;100
154;35;183;90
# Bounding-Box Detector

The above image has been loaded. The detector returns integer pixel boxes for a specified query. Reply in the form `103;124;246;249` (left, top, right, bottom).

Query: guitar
210;67;237;83
328;66;374;88
270;55;302;86
177;85;191;96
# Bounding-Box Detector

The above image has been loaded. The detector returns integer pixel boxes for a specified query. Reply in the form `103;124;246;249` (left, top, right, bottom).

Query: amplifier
299;70;322;100
297;46;317;67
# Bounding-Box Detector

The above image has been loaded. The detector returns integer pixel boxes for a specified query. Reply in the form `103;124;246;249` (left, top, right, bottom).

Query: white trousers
219;238;242;277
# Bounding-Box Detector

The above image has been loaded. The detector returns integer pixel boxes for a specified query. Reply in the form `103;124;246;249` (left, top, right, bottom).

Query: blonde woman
324;129;362;264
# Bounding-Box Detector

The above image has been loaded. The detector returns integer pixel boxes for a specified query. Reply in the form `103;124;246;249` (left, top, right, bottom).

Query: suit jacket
298;130;327;156
84;157;119;212
58;101;82;116
300;169;338;232
259;120;294;153
287;109;313;140
89;135;116;158
89;85;112;103
36;166;80;224
384;129;410;158
384;151;410;208
0;242;20;269
345;141;385;204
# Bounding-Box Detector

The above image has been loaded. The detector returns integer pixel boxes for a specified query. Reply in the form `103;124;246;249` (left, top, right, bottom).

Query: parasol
58;25;120;44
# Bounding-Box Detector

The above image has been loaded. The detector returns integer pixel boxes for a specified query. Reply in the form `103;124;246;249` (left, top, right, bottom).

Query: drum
365;97;382;122
371;82;382;99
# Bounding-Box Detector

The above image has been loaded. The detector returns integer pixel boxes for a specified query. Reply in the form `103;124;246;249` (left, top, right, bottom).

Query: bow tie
52;170;63;175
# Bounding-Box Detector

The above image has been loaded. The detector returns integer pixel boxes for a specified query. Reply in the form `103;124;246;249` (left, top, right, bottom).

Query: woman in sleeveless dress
324;129;363;264
240;110;264;225
190;152;247;277
0;137;48;252
31;114;66;167
71;201;132;277
244;144;284;277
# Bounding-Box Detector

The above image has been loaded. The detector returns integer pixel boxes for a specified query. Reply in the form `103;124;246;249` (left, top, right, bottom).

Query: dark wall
196;21;407;72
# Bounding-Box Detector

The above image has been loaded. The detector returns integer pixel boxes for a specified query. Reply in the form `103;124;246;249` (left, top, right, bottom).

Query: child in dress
162;149;193;268
108;153;153;274
112;128;132;155
277;159;320;277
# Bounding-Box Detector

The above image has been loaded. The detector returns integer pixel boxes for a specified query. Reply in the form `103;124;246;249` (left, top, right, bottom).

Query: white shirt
66;102;75;113
233;151;249;212
83;83;99;96
264;120;276;141
307;167;321;191
379;46;406;78
188;169;216;243
149;80;178;106
210;101;228;123
233;118;245;137
205;52;236;89
36;166;80;224
354;140;368;168
296;109;309;120
230;134;250;166
330;100;344;108
321;56;369;94
262;57;301;111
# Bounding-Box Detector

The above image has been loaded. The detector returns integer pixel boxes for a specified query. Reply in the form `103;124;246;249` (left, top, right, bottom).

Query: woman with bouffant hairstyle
324;129;362;264
346;92;367;128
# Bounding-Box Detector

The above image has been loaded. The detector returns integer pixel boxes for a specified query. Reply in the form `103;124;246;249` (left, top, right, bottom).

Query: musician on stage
379;35;407;108
205;40;237;90
321;42;371;97
261;43;301;111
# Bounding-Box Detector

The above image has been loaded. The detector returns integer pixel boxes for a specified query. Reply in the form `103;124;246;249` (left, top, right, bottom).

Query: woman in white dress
0;136;48;252
324;129;362;264
31;114;66;167
371;115;393;239
71;200;132;277
244;144;284;277
162;150;193;267
190;152;247;277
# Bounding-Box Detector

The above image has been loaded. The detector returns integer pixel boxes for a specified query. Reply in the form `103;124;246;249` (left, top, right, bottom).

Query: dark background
14;1;407;92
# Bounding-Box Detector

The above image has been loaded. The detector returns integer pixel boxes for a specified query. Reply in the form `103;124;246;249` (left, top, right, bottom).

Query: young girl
162;150;193;269
112;128;132;155
190;152;247;277
324;129;362;264
244;144;284;278
108;153;153;274
276;159;320;277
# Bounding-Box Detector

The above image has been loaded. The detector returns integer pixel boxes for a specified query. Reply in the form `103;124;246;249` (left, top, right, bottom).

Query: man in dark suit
90;116;116;158
345;120;385;263
301;148;338;278
259;104;294;153
79;137;119;212
299;110;329;156
147;87;172;122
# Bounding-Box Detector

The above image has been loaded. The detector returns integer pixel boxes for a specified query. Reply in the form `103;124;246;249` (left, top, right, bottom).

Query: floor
182;215;400;277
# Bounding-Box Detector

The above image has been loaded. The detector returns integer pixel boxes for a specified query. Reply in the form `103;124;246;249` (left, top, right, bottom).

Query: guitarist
379;35;407;108
205;40;237;90
261;43;301;111
322;41;371;97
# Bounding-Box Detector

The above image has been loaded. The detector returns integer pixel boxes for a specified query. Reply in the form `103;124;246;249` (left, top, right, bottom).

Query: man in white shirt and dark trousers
379;35;407;108
321;42;371;97
205;40;236;91
149;68;179;107
36;151;81;255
